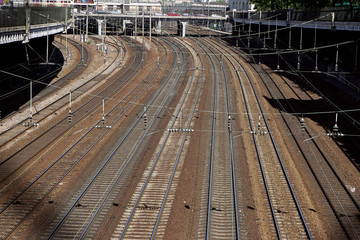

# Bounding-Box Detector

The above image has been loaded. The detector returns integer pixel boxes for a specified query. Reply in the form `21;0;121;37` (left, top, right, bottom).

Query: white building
228;0;253;11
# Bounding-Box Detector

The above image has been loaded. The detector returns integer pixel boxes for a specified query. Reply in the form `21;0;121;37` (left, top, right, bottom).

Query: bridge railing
232;7;360;22
0;6;70;29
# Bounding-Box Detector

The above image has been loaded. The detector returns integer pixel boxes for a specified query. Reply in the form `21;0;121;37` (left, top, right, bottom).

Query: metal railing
0;6;70;29
232;7;360;22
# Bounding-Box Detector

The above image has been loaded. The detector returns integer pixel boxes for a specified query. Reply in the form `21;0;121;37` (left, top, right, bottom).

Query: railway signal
68;91;72;124
228;115;232;132
143;106;148;128
96;99;111;129
300;116;306;131
68;111;72;123
156;56;162;69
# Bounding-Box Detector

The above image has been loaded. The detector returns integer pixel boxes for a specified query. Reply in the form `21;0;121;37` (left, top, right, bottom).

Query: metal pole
68;90;72;123
72;7;75;37
314;23;318;71
23;7;30;43
30;80;33;118
46;15;49;64
355;41;358;71
102;98;105;117
120;47;123;65
263;32;266;48
248;12;251;48
288;26;291;49
299;27;303;50
86;4;89;42
149;13;152;42
335;44;339;71
142;14;144;46
258;11;261;38
135;8;138;41
274;17;277;49
81;26;84;64
314;23;317;49
297;51;301;70
179;108;182;130
65;7;68;62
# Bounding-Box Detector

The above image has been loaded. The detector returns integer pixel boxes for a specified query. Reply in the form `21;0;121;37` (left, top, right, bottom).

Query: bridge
0;7;71;45
230;8;360;32
75;12;228;21
75;12;228;37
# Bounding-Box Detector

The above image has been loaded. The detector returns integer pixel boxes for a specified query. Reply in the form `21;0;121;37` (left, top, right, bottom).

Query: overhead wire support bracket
168;108;194;133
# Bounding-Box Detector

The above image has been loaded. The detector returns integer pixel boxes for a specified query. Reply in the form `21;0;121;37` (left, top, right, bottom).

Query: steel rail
259;35;360;169
0;37;159;239
0;36;90;137
200;37;240;239
46;37;182;239
0;36;122;166
252;52;360;238
193;38;235;239
117;37;189;239
235;36;360;238
150;37;205;239
212;38;311;239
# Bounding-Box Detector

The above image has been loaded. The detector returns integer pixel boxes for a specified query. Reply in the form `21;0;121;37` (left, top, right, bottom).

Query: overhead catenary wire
1;20;359;132
1;66;359;120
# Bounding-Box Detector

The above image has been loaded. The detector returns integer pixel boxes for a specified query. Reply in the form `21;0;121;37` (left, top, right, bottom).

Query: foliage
251;0;360;10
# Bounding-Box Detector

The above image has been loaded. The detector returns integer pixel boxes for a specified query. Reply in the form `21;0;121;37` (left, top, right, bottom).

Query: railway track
0;35;149;239
243;42;360;238
0;36;124;169
0;36;130;173
44;36;187;239
216;36;360;238
193;38;240;239
1;32;359;239
203;37;311;239
107;36;199;239
0;36;90;139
